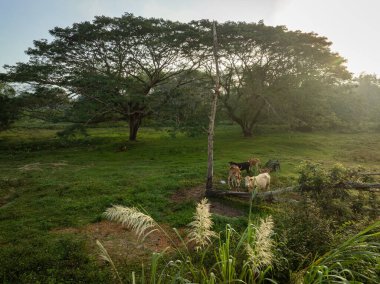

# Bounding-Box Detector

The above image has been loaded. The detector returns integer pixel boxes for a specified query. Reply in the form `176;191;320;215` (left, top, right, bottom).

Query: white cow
245;173;270;192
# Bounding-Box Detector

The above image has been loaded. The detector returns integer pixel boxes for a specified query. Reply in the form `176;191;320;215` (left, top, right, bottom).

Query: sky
1;0;379;76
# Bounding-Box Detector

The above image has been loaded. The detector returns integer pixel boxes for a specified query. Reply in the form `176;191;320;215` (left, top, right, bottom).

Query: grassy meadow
1;124;380;282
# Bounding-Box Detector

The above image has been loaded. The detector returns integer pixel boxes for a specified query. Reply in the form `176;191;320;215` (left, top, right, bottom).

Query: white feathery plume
246;216;274;270
104;205;157;242
187;198;217;250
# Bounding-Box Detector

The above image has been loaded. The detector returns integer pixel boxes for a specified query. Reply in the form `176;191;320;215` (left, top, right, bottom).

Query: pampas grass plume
187;198;217;250
104;205;157;241
246;216;274;269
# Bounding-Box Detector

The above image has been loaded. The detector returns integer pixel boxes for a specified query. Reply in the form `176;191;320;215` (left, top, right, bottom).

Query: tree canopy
212;21;351;136
2;15;359;138
4;13;206;140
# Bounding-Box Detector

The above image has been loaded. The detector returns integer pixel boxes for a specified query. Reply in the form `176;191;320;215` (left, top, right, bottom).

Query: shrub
98;198;380;283
274;200;335;275
298;162;329;192
297;162;377;224
299;220;380;284
298;162;373;192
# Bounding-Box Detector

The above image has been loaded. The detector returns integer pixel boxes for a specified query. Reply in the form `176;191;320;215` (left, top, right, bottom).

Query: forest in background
1;14;380;140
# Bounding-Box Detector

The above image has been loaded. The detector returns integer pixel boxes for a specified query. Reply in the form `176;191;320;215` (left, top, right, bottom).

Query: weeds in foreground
96;240;123;284
97;198;380;283
97;198;275;283
294;220;380;284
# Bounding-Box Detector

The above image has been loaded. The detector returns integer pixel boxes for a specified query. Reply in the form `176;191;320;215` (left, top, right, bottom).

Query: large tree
4;13;204;141
214;21;351;136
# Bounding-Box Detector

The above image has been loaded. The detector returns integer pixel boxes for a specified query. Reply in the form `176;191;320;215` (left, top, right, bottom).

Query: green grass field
1;125;379;282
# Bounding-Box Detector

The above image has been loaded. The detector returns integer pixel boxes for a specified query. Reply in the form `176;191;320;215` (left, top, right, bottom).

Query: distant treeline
1;14;379;139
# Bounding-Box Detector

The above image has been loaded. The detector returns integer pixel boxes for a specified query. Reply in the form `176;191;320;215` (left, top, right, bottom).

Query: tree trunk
242;126;253;137
206;22;221;192
242;99;266;137
129;113;142;141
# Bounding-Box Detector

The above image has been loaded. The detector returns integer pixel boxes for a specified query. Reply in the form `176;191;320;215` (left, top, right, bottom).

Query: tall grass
299;220;380;284
99;199;380;284
246;216;275;271
2;126;380;281
98;198;276;283
96;240;123;284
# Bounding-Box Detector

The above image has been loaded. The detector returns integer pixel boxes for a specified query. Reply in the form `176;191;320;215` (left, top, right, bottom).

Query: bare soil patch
18;162;43;171
18;161;68;171
170;185;205;203
52;221;181;262
0;191;15;208
208;200;244;217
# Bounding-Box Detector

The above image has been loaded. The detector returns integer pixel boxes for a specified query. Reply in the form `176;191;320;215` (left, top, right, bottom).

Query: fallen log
205;182;380;200
340;182;380;192
272;197;300;204
205;186;297;199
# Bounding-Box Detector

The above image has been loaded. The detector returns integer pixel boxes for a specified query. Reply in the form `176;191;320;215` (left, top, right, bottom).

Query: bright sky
1;0;379;76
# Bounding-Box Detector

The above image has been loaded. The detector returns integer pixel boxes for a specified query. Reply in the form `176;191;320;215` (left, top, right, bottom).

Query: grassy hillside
1;125;379;282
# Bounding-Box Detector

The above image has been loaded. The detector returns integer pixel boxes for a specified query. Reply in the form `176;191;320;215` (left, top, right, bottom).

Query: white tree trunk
206;21;221;191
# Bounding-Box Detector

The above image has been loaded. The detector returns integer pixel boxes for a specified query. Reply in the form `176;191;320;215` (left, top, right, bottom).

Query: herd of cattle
227;158;280;192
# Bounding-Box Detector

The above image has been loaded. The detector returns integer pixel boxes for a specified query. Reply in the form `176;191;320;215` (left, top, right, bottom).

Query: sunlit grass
1;124;380;282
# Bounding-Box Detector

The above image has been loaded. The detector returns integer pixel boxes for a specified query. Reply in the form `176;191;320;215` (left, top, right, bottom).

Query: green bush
274;200;335;275
297;162;377;225
298;162;329;192
298;162;373;192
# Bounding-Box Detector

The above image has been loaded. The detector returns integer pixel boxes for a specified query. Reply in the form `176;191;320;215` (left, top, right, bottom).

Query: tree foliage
4;13;205;140
353;74;380;127
152;71;213;137
5;15;378;138
212;21;351;136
